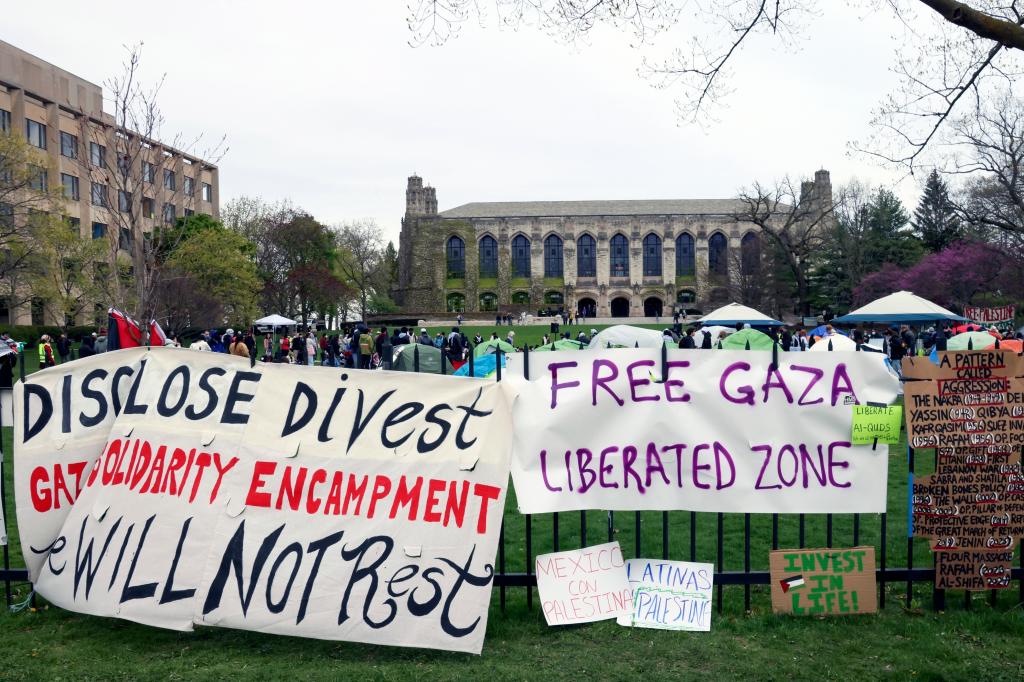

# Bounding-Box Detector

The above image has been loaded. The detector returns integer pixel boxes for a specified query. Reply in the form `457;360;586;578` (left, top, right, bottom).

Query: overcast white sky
4;2;919;244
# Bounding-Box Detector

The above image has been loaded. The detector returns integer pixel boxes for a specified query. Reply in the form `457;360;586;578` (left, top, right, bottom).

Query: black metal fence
1;343;1022;615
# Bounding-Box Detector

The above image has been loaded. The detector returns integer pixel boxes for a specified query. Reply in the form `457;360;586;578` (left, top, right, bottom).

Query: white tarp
15;349;513;654
587;325;665;350
507;349;899;514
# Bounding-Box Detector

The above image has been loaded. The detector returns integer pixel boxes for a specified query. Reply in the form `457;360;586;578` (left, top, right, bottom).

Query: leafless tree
734;176;836;316
408;1;1024;171
74;43;225;323
945;95;1024;240
335;219;386;320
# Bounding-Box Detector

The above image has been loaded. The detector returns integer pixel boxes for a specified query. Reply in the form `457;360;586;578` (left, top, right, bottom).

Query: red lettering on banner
246;460;277;507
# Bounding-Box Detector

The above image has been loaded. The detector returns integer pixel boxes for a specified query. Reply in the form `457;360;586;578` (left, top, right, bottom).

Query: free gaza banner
15;349;513;654
507;349;900;514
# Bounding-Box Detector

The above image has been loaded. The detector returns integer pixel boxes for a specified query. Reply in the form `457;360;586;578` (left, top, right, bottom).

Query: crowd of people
8;318;1023;377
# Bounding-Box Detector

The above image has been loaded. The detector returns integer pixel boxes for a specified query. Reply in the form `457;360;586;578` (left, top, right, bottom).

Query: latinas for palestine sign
15;349;514;653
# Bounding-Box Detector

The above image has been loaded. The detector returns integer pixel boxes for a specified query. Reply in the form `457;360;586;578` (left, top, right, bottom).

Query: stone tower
799;169;833;224
405;175;437;216
396;175;439;308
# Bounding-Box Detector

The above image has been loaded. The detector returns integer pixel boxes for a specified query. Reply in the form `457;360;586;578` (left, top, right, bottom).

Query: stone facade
395;172;832;317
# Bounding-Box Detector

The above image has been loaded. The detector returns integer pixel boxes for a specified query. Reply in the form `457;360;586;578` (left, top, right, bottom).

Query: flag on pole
107;308;143;350
149;319;168;346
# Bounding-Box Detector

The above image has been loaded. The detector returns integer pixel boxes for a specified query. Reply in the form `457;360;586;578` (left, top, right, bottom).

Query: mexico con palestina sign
507;349;900;514
14;349;513;654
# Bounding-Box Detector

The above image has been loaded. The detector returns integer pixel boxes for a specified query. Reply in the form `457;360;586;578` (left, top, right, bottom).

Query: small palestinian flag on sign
780;575;805;593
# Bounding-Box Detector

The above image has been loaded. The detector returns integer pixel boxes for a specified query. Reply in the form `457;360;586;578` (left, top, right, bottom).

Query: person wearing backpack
358;329;374;369
446;326;463;363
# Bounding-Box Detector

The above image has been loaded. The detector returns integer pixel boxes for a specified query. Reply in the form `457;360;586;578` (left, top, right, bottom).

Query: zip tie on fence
9;589;35;613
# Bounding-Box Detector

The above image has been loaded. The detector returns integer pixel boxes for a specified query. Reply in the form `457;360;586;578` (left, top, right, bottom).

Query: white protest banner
13;348;149;577
16;349;513;654
535;541;631;625
508;349;900;514
616;559;713;631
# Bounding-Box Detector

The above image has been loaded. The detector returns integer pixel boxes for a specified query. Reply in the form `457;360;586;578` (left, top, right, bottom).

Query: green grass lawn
1;340;1023;678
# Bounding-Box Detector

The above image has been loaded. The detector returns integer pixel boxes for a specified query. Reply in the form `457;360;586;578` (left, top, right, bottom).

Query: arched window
708;233;728;277
446;236;465;279
741;232;761;276
479;292;497;311
479;235;497;278
446;292;465;312
511;291;530;305
544;291;564;305
511;235;531;278
544;235;563;278
577;234;596;277
610;234;629;278
677;290;696;304
642;234;662;277
676;233;695;276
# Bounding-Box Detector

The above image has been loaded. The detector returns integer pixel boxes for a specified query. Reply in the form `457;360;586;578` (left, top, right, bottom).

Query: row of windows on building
444;288;702;313
3;108;212;201
445;232;760;280
25;167;194;224
0;203;198;247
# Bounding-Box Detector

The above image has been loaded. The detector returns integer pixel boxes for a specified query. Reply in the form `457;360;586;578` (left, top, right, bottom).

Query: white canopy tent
830;291;966;324
698;302;783;327
588;325;665;349
808;334;857;351
254;314;297;327
253;314;297;351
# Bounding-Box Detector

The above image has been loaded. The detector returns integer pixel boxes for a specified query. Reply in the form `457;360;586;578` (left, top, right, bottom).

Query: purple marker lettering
592;359;624;406
719;362;754;405
549;361;580;409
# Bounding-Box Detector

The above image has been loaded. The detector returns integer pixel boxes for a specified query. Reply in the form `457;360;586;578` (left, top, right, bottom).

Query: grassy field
1;333;1023;679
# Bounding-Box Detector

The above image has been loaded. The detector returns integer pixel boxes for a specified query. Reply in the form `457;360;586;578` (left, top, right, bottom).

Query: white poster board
535;541;631;626
507;349;899;513
617;559;714;631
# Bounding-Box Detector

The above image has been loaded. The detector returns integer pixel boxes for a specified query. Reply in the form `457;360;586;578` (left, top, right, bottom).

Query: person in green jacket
38;335;56;368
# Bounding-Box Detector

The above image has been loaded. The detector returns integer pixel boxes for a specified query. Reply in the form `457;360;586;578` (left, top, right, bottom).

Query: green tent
392;343;454;374
947;331;995;351
720;328;775;351
535;339;587;352
474;338;516;357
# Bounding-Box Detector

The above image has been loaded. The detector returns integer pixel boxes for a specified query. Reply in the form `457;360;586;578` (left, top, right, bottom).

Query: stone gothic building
395;171;832;317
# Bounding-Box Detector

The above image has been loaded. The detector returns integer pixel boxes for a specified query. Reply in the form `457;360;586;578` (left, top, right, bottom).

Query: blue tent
453;353;507;378
808;325;848;338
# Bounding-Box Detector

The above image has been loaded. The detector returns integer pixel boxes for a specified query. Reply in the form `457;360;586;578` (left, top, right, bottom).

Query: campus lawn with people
1;334;1024;678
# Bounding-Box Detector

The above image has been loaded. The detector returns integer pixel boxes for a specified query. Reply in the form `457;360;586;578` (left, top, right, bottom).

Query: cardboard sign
507;349;900;514
15;349;514;654
535;542;631;626
769;547;876;615
903;350;1024;590
851;405;902;445
616;559;713;631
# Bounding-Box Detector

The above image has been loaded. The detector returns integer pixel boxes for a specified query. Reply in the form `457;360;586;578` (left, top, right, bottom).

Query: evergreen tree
865;188;923;268
913;170;963;252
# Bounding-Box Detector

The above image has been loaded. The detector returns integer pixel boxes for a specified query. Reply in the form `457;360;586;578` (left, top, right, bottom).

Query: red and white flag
149;319;168;346
106;308;143;350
